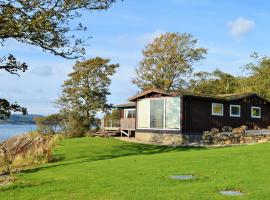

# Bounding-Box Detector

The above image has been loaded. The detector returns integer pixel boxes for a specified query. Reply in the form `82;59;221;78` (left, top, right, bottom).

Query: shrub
0;132;57;175
34;114;62;134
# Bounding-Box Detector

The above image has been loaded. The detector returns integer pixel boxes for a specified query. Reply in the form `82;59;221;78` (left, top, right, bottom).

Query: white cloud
227;17;255;38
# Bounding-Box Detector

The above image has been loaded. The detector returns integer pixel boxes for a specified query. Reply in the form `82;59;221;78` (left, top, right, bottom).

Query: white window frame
251;106;261;118
136;97;181;131
124;109;136;119
230;105;241;117
212;103;224;116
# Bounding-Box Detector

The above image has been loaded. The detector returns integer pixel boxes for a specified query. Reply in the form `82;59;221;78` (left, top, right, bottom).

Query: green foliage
242;53;270;98
0;0;117;73
57;57;118;135
0;99;27;120
133;32;207;91
1;137;270;199
34;114;62;135
0;0;117;119
188;69;240;95
188;53;270;99
60;111;90;137
104;109;120;121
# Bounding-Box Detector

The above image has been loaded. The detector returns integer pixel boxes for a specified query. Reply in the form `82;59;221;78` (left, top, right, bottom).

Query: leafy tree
132;32;207;91
0;0;117;118
0;99;27;119
242;53;270;98
57;57;119;135
104;109;120;121
188;69;239;95
34;114;62;134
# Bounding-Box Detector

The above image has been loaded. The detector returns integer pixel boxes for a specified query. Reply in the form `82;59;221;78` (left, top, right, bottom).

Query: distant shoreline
0;123;36;125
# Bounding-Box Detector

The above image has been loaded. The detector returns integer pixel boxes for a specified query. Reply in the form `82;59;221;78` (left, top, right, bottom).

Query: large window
251;106;261;118
124;109;136;118
150;99;164;128
166;97;180;129
137;99;150;128
230;105;241;117
137;97;180;130
212;103;223;116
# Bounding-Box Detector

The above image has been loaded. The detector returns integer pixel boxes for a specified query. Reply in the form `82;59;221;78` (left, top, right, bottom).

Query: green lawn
1;137;270;200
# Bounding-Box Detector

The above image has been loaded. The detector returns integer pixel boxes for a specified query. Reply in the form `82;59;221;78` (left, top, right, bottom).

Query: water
0;124;37;142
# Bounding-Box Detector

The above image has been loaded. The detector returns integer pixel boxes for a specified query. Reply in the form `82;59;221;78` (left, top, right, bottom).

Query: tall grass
0;132;59;175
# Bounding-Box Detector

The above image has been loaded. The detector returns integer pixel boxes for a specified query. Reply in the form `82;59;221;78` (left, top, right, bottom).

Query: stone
267;126;270;130
253;125;260;130
210;128;219;134
241;125;248;131
219;190;244;196
258;138;268;143
224;140;231;145
222;126;232;132
169;175;195;180
232;127;245;135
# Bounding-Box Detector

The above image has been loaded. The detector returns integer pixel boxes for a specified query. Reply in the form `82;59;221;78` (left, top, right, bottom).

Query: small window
230;105;241;117
212;103;224;116
251;107;261;118
124;109;136;118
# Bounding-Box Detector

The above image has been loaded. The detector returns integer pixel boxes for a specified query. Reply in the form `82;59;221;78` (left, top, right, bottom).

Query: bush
34;114;62;135
0;132;57;175
61;112;89;137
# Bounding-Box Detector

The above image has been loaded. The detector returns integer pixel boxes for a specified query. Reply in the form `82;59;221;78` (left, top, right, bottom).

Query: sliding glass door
137;97;180;130
150;99;164;129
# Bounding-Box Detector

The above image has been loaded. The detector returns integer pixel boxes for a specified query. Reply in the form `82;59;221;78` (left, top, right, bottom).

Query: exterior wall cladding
182;96;270;135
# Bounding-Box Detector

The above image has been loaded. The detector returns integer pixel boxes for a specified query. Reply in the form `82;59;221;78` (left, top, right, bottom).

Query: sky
2;0;270;115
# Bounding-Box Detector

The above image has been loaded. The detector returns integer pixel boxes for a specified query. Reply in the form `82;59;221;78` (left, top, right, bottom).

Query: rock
222;126;232;132
241;125;248;131
253;125;260;130
258;138;268;143
225;140;231;145
210;128;219;134
232;127;245;135
267;126;270;130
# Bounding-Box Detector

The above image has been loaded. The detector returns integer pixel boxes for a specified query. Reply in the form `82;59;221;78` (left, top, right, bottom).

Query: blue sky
2;0;270;115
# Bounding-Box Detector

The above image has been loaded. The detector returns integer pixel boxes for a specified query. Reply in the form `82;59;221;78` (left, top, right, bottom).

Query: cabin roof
113;102;136;108
128;88;172;101
128;88;270;103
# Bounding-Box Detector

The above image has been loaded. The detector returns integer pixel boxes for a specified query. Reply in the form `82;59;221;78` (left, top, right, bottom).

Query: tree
0;0;117;117
34;114;62;134
188;69;239;95
0;99;27;119
242;53;270;98
132;32;207;91
104;109;120;121
57;57;118;135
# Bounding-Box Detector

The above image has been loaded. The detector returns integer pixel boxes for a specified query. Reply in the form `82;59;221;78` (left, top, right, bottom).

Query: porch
101;118;136;137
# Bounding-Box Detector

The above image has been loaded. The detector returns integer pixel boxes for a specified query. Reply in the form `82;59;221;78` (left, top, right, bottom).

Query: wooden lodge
102;88;270;144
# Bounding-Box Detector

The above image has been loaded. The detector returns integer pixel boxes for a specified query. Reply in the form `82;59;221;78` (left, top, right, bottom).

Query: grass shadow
23;139;207;174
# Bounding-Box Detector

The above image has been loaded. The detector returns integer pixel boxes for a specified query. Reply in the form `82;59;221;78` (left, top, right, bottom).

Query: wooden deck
101;118;135;131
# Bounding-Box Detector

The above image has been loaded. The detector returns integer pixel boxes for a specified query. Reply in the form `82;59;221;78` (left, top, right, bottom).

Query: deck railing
120;118;135;130
101;118;135;131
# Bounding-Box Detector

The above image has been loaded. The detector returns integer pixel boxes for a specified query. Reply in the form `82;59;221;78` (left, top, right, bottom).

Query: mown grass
1;137;270;199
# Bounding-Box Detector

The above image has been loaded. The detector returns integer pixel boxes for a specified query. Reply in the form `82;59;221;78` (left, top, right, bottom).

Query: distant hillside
0;114;43;124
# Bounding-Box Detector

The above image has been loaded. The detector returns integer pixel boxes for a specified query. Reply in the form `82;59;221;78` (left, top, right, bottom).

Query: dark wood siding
183;96;270;134
120;109;124;119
